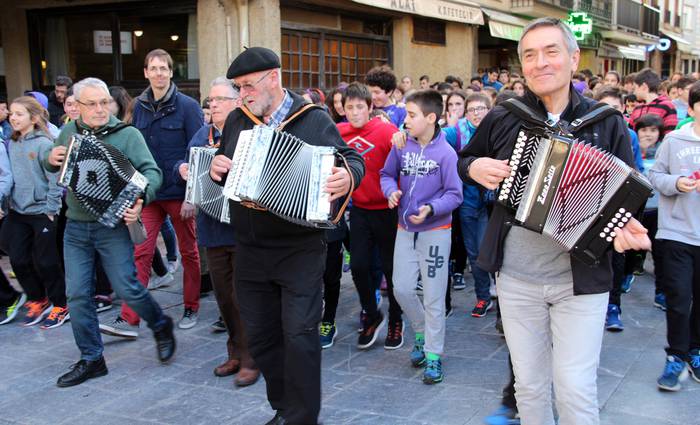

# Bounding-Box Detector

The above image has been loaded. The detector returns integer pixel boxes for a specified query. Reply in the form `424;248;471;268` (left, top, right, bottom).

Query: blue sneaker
319;321;336;349
423;358;443;384
410;341;425;367
654;293;667;311
452;273;466;290
657;355;688;391
484;405;521;425
621;274;634;293
376;289;382;310
688;349;700;383
605;304;624;332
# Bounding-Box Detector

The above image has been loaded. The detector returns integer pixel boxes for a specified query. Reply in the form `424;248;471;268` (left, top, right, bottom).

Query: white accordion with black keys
185;147;230;223
58;133;148;228
498;128;652;265
222;125;340;228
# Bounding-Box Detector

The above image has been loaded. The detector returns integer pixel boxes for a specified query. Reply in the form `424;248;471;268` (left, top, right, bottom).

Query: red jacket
338;117;398;210
629;94;678;138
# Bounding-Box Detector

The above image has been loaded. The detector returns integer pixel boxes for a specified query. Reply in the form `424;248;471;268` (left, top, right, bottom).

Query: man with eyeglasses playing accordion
458;19;651;425
43;78;176;388
210;47;365;425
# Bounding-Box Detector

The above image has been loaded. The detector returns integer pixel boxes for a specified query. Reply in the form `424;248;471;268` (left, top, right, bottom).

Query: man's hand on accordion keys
210;155;232;182
613;217;652;253
123;199;143;225
48;146;68;167
325;166;351;202
469;158;511;190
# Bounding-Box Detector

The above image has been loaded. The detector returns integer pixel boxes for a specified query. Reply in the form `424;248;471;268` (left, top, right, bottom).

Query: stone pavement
0;257;694;425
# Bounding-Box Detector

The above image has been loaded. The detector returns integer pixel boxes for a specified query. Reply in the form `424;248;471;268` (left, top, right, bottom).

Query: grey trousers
392;228;451;356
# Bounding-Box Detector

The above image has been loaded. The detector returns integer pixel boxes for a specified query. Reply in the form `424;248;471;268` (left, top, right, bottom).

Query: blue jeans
459;205;491;301
64;220;166;361
160;216;178;262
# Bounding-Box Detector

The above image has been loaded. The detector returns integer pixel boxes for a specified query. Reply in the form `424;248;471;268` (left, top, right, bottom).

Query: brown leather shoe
234;367;260;387
214;359;240;377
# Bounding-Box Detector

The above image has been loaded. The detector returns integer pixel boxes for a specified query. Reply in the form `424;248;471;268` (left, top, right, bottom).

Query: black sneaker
210;317;226;333
384;319;404;350
94;295;113;313
357;311;386;349
445;306;454;318
154;316;176;363
56;357;108;387
471;299;494;318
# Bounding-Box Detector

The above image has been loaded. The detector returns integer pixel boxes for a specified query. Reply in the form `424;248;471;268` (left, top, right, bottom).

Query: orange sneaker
41;306;70;329
22;299;52;326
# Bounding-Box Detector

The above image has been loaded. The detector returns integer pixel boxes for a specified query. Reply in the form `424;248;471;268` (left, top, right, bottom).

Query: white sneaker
148;273;174;290
167;257;181;274
178;308;198;329
490;281;498;299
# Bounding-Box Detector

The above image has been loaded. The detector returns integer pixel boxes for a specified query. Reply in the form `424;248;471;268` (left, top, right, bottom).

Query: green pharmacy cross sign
566;12;593;41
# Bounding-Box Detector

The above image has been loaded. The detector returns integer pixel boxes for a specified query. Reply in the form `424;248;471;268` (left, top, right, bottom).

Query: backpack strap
567;102;621;133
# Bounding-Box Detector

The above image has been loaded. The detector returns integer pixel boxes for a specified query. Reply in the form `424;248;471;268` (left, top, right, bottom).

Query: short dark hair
405;89;443;122
624;93;637;103
605;70;621;84
634;68;661;93
466;92;492;109
488;67;499;74
144;48;173;70
595;86;623;103
572;72;585;81
55;75;73;88
365;65;397;93
677;76;697;90
634;113;664;132
581;69;593;79
437;82;453;94
470;76;481;84
419;75;430;82
342;82;372;108
0;97;7;105
689;81;700;109
444;75;463;89
623;73;636;85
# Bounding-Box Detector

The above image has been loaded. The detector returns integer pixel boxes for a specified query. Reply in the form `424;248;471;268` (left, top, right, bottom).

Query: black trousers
502;355;517;410
0;267;19;307
235;241;324;425
0;211;66;306
661;239;700;359
349;207;402;322
610;251;625;307
322;239;343;323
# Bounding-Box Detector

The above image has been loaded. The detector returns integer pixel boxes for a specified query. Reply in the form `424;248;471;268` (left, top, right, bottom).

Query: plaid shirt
266;90;293;129
629;94;678;138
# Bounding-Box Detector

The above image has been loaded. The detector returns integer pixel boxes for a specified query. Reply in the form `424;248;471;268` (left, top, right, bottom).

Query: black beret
226;47;281;79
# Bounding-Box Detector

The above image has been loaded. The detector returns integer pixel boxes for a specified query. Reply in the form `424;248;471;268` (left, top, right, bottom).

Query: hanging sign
566;12;593;41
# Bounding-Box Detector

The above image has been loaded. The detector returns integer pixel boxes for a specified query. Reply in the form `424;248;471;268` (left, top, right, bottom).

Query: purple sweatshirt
380;130;463;232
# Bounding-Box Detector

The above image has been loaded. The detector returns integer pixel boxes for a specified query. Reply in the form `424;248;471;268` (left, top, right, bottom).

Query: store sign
566;12;593;41
647;38;671;52
350;0;484;25
93;31;133;55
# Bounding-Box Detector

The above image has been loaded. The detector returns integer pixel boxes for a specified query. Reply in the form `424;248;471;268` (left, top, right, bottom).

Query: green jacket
43;116;162;222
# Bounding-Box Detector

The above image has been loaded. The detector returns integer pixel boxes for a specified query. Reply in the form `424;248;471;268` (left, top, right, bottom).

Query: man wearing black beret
210;47;365;425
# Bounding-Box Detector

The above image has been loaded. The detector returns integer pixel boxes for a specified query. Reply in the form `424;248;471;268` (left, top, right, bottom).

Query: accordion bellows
498;129;652;265
185;147;230;223
58;134;147;228
223;125;338;228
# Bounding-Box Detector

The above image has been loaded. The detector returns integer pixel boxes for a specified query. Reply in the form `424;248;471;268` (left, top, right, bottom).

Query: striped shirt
629;94;678;138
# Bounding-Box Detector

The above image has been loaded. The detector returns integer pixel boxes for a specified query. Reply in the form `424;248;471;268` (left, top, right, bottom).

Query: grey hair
72;77;110;101
517;17;579;59
210;76;239;98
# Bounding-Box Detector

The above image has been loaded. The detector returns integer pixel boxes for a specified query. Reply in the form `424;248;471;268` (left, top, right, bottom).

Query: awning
482;8;529;41
601;30;655;46
617;44;647;61
350;0;484;25
659;30;693;53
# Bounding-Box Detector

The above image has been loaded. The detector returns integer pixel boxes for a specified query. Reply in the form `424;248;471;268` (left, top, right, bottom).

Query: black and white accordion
58;133;148;228
222;125;341;228
498;128;652;265
185;147;230;223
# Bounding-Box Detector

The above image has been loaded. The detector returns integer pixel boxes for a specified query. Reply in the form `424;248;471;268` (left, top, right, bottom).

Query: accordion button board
497;129;653;266
222;125;339;229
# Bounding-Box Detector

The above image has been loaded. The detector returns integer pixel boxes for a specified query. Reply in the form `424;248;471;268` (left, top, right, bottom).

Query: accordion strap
332;153;355;225
239;104;321;130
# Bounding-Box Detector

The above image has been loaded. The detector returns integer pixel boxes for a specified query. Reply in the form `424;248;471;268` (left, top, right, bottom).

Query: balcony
579;0;612;22
642;5;660;36
511;0;574;10
617;0;641;31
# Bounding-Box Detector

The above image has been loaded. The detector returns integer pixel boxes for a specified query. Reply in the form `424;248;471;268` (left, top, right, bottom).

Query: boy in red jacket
337;82;404;350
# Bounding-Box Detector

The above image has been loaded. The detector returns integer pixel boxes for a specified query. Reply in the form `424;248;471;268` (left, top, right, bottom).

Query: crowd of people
0;16;699;425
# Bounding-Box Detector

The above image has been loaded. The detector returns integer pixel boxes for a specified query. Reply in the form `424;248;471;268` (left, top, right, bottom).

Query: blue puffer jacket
132;83;204;201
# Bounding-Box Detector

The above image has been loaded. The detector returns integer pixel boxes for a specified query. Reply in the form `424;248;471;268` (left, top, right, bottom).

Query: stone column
1;1;32;99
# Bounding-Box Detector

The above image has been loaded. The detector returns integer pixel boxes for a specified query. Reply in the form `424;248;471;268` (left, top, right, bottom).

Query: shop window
412;17;446;45
282;29;389;91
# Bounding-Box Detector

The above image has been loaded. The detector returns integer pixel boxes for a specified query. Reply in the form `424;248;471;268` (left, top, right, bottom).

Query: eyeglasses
233;70;273;93
206;96;235;104
467;106;489;114
76;99;112;110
